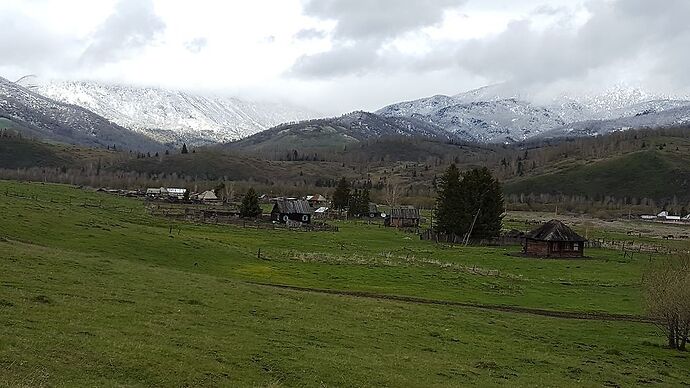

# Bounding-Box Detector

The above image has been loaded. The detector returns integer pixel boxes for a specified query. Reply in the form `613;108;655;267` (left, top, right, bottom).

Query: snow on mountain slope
539;104;690;139
35;80;318;146
377;84;690;143
0;77;160;150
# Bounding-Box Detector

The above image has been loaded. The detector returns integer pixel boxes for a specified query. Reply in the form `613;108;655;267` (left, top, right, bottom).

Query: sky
2;0;690;114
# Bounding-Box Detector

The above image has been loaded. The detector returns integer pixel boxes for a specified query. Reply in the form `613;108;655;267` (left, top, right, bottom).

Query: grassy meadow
1;181;689;386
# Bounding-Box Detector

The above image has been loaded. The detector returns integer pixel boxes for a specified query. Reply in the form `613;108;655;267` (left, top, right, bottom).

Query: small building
306;194;328;208
146;187;165;198
385;206;420;228
271;199;313;224
198;190;220;204
167;188;187;200
524;220;587;258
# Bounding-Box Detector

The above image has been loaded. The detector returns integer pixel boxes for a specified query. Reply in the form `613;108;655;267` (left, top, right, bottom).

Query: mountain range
33;79;317;147
3;76;690;150
377;84;690;143
0;77;160;151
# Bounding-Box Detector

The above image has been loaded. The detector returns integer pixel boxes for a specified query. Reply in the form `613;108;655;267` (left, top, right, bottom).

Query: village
92;181;617;260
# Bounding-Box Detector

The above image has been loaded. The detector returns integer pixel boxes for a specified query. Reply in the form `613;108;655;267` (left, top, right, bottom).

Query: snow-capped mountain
539;104;690;139
377;84;690;143
34;80;318;146
227;110;463;153
0;77;160;150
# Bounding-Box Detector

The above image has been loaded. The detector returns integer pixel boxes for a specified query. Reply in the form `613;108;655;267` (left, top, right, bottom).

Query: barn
524;220;586;258
385;207;420;228
271;199;312;224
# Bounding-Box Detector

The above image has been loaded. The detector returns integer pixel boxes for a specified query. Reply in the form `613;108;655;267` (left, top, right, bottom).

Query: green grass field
1;181;689;386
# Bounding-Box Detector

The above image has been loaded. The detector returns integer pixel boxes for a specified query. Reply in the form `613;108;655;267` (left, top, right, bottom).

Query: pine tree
459;167;504;240
181;143;189;154
435;165;504;239
239;188;262;218
435;164;464;234
332;177;351;210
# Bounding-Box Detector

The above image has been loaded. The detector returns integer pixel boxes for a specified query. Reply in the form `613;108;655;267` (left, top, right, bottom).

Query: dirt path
249;282;654;323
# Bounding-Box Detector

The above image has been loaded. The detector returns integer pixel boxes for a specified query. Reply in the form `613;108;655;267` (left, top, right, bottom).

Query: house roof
526;220;586;242
273;199;312;214
307;194;327;202
389;207;420;219
198;190;218;200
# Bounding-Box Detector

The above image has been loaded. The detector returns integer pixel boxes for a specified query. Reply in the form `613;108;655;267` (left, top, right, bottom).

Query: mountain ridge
33;79;318;147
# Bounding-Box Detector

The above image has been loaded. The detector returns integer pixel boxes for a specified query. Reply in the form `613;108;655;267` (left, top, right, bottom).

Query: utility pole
464;207;481;246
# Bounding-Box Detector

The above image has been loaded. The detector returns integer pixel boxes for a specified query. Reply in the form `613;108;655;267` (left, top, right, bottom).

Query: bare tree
643;254;690;350
384;182;400;208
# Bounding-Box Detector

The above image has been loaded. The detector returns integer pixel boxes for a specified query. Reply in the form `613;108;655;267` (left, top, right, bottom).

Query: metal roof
273;199;312;214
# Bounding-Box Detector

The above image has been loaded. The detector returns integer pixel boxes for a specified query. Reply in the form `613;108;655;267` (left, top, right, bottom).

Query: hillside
2;181;690;385
34;79;317;146
0;77;161;151
504;150;690;202
225;111;463;155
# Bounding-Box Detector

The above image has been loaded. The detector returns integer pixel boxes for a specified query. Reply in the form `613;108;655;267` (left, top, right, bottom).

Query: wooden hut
385;206;420;228
524;220;586;258
271;199;312;224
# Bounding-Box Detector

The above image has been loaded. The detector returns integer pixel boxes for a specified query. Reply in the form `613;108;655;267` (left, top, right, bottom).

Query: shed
198;190;220;204
524;220;586;258
167;188;187;200
271;199;313;224
306;194;328;208
385;206;420;228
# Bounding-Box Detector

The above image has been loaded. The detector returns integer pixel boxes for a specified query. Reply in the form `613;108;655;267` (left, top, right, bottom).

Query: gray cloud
294;28;327;40
292;0;690;96
291;0;466;78
456;0;690;88
80;0;165;65
185;37;208;53
291;42;381;78
303;0;466;40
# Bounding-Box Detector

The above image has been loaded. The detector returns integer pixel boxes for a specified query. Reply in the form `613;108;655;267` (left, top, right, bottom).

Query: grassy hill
505;150;690;202
2;181;690;386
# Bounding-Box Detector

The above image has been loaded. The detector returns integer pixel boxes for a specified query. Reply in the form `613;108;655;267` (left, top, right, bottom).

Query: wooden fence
147;204;338;232
419;230;524;246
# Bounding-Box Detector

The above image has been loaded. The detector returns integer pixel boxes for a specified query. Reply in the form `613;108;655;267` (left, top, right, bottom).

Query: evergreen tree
181;143;189;154
459;167;504;239
435;164;464;234
332;177;351;210
435;165;504;239
239;188;262;218
348;189;362;217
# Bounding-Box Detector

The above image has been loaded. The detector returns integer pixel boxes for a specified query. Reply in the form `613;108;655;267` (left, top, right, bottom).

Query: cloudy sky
1;0;689;114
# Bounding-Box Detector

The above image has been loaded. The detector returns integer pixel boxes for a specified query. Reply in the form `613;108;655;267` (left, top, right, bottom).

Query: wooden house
524;220;586;258
271;199;313;224
385;206;420;228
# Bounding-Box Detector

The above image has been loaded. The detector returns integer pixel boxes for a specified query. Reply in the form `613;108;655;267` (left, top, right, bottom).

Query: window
573;243;579;251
